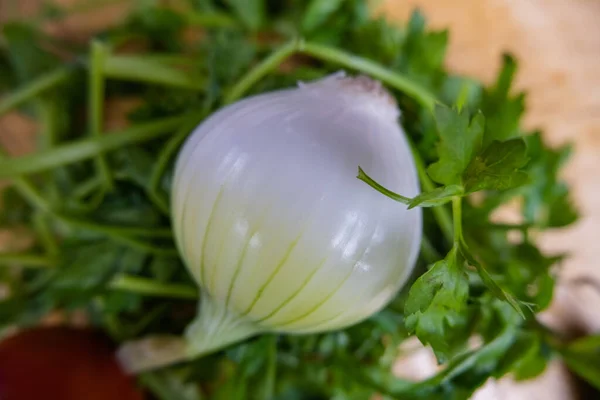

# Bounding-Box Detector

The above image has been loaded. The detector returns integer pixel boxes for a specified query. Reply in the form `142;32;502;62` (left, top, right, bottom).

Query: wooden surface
1;0;599;398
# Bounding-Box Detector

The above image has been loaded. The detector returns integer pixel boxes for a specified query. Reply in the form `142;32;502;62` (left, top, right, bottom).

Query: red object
0;327;144;400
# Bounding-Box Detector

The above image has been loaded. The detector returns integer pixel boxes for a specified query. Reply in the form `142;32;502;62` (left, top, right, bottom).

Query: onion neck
185;291;261;355
117;292;261;374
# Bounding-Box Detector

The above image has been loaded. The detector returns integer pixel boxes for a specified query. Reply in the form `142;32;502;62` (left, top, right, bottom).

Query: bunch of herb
0;0;596;399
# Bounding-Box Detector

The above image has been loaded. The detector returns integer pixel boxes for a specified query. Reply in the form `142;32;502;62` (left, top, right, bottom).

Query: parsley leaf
461;243;526;318
47;241;127;305
507;242;562;310
523;132;578;228
302;0;346;33
398;10;448;90
404;248;470;362
427;105;485;185
440;76;483;113
481;54;525;146
463;138;530;193
497;332;548;381
400;305;520;399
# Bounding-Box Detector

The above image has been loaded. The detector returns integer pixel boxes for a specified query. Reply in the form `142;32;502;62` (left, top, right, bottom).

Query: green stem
0;150;52;212
72;188;107;213
89;40;114;190
0;253;57;268
225;40;438;112
261;336;277;400
9;177;53;213
33;212;59;256
0;115;188;178
0;67;73;117
35;99;57;151
356;167;411;205
56;215;173;238
55;215;177;256
110;274;197;299
103;55;205;90
96;233;177;255
452;196;463;246
72;176;104;199
35;99;62;204
299;42;438;111
132;54;203;67
420;236;441;264
408;140;454;243
0;153;56;262
224;39;300;104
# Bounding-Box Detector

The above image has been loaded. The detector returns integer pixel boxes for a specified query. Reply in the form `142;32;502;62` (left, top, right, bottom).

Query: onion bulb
119;73;422;372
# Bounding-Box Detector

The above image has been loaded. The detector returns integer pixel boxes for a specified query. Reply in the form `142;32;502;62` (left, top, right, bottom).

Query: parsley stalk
0;253;57;268
110;274;197;300
89;40;114;191
32;212;59;256
409;140;454;242
0;115;188;178
4;172;52;213
0;66;73;117
299;42;438;110
452;196;463;246
226;39;438;110
103;54;206;89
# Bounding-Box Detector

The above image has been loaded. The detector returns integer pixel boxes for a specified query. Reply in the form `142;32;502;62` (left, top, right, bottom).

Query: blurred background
1;0;599;399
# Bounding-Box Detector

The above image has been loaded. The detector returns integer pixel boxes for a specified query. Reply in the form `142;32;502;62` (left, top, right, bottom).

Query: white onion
120;72;422;372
